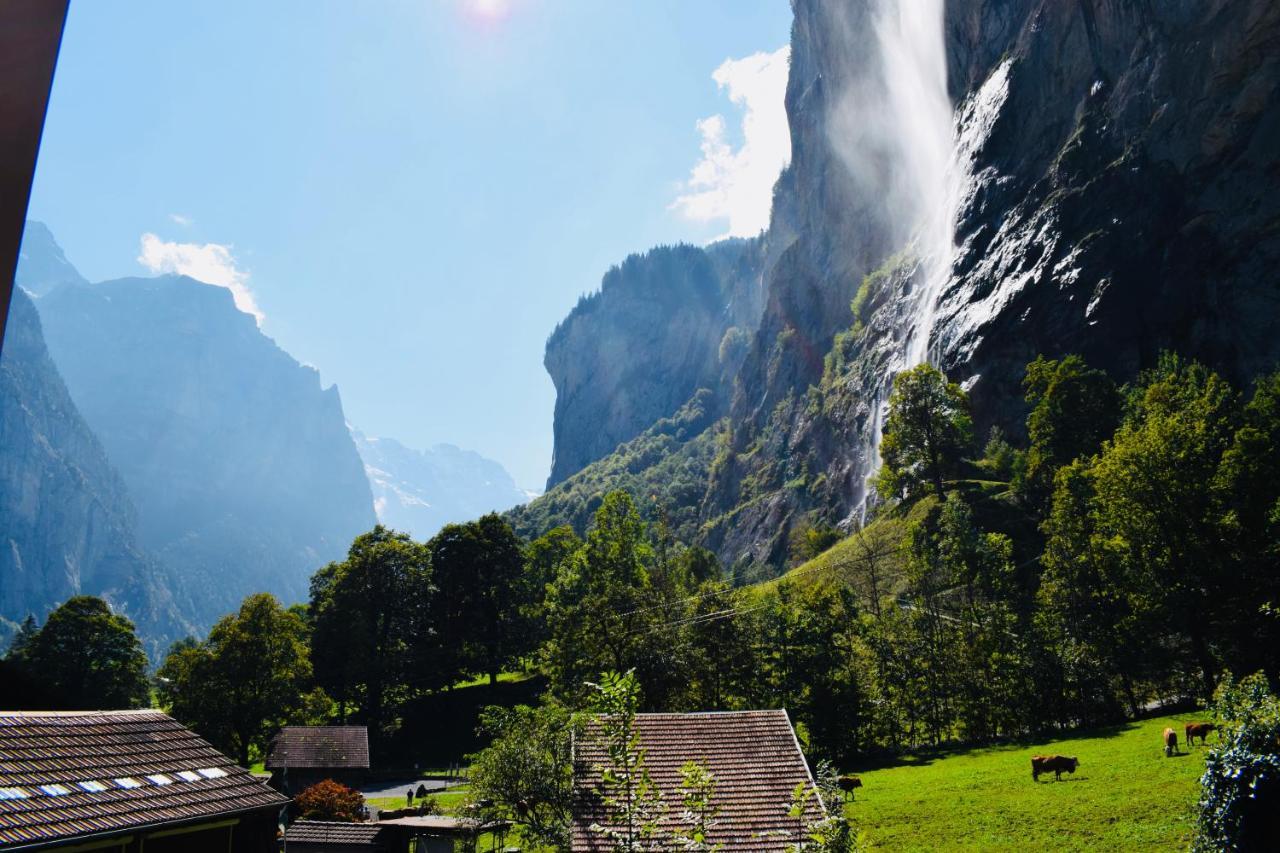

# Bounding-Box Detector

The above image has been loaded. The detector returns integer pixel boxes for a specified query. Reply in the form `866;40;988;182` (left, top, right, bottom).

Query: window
0;787;28;800
196;767;228;779
176;770;201;782
145;774;173;786
76;780;108;792
38;784;71;796
114;777;142;789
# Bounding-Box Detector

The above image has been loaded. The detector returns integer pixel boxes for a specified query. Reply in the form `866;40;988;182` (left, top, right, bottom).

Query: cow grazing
837;774;863;800
1185;722;1218;748
1031;755;1079;782
1163;728;1178;757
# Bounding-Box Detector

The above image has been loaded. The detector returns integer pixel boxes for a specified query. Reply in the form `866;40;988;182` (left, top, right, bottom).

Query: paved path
359;778;458;800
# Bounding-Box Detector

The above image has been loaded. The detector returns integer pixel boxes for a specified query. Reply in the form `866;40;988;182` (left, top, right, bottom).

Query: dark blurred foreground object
0;0;68;353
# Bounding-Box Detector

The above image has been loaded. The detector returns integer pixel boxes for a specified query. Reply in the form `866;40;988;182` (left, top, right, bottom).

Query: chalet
282;820;391;852
0;709;288;852
571;709;824;851
266;726;369;794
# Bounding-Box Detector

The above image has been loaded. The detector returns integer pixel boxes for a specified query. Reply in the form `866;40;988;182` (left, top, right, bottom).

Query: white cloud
671;45;791;240
168;213;193;227
137;233;264;323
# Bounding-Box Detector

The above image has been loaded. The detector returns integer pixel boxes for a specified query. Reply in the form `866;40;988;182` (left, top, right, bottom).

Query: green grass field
845;712;1211;850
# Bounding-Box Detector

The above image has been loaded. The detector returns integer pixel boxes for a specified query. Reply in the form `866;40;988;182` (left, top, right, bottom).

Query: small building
285;818;510;853
266;726;370;794
0;709;288;852
571;709;824;851
282;820;392;852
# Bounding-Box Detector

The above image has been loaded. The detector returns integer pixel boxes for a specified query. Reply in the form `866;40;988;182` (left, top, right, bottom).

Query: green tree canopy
159;592;313;766
428;513;536;686
876;364;973;500
309;525;431;736
8;596;148;710
1018;354;1121;512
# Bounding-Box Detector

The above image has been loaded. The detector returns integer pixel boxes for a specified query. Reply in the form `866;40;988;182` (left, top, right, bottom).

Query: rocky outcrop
530;0;1280;576
353;429;530;541
543;240;766;488
36;274;376;625
0;288;192;653
15;221;86;296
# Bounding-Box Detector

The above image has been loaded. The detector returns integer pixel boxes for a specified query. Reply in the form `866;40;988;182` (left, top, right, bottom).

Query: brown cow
1031;755;1079;782
1185;722;1219;748
837;774;863;800
1163;728;1178;757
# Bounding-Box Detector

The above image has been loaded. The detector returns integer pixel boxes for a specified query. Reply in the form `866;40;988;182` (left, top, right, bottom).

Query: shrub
294;779;366;822
1193;672;1280;851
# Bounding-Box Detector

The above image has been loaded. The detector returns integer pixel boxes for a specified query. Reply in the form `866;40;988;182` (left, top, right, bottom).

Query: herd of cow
835;720;1221;798
1029;721;1220;783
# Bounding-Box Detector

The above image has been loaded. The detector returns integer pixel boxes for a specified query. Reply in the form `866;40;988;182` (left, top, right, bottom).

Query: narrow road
359;778;455;800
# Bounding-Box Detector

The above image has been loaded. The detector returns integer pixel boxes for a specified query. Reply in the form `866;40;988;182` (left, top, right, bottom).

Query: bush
294;779;366;822
1193;672;1280;851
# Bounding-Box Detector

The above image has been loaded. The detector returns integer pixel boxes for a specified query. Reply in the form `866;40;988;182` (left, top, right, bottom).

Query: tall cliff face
530;0;1280;574
36;275;376;624
353;429;530;541
0;288;192;652
543;240;766;488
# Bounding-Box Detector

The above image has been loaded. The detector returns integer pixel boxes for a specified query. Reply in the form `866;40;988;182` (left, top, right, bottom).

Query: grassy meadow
845;711;1211;850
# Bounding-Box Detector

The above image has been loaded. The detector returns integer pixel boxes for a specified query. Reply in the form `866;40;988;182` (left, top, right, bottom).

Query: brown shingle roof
0;710;288;850
284;820;387;846
266;727;370;771
571;709;823;851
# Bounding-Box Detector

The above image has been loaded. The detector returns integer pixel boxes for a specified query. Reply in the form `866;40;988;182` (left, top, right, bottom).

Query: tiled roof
0;710;288;850
266;727;370;770
284;820;387;846
571;709;823;851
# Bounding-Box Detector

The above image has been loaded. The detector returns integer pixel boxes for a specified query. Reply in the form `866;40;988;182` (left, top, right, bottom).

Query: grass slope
846;711;1209;851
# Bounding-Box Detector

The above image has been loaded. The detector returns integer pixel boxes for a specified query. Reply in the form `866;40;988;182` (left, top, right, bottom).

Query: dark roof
284;820;387;846
0;710;288;850
571;709;823;851
266;727;370;771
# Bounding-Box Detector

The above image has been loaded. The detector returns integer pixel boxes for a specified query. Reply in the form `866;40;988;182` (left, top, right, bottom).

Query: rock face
0;288;192;652
527;0;1280;574
36;273;376;625
15;221;86;296
543;240;767;488
353;429;530;541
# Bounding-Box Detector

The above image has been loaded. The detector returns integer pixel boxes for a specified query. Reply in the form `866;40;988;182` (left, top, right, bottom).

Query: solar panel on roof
39;784;71;796
176;771;201;782
76;781;107;792
113;777;142;789
196;767;227;779
145;774;173;786
0;787;28;800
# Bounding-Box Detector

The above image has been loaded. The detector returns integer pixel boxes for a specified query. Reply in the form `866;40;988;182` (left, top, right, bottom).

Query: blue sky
27;0;793;489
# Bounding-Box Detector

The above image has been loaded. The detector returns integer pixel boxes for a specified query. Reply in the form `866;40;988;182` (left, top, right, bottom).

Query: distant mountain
15;221;87;296
352;429;532;541
0;287;194;654
24;227;376;628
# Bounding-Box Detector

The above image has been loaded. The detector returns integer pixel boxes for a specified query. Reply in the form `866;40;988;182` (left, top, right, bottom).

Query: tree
159;592;312;766
542;492;680;706
1018;355;1121;512
467;702;576;849
876;364;972;500
586;670;666;851
310;526;430;733
1193;672;1280;851
1088;354;1240;698
294;779;367;822
672;760;721;852
428;513;537;686
11;596;148;710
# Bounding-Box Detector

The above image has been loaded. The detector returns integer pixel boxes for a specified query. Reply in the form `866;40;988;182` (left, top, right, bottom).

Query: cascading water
871;0;957;369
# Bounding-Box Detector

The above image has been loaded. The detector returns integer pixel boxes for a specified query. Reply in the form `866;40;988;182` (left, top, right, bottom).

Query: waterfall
871;0;957;369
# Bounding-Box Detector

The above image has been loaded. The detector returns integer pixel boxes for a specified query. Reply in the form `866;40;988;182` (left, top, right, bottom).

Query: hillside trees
158;592;313;765
428;513;539;686
5;596;149;710
876;364;973;500
309;526;431;734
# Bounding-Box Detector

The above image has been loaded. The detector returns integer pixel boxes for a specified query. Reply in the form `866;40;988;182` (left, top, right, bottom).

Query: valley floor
845;711;1208;851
